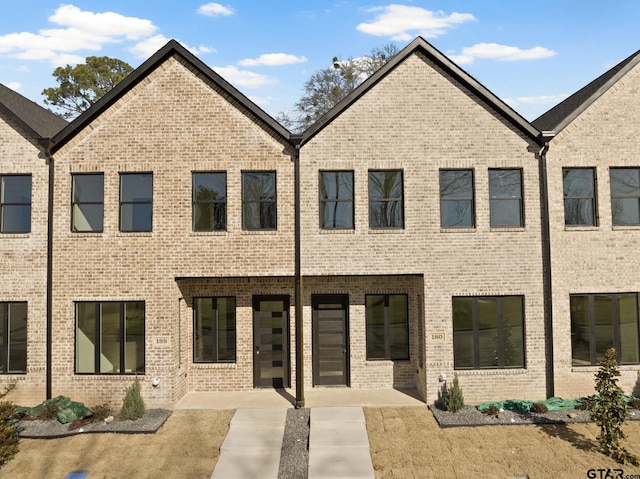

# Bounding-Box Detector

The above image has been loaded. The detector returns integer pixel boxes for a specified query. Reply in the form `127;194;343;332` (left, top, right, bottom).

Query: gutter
291;134;304;408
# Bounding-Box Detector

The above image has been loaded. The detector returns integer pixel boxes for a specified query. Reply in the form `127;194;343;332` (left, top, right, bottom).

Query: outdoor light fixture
152;377;160;387
438;373;447;382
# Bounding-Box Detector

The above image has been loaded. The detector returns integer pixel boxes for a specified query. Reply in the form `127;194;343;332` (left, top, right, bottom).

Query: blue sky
1;1;639;121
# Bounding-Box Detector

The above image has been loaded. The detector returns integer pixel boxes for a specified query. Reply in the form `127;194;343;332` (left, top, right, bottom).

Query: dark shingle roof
0;83;67;138
532;49;640;133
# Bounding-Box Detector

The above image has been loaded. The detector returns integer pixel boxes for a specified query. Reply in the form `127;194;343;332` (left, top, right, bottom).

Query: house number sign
154;336;171;348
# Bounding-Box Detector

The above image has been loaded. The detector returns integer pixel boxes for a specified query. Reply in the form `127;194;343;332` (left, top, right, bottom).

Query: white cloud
198;3;235;17
450;43;556;65
130;35;215;58
4;81;21;91
357;5;475;41
504;94;567;107
238;53;307;67
247;95;273;107
212;65;276;88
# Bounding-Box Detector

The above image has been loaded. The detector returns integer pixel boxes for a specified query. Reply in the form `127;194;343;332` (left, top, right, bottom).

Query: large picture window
440;169;474;228
193;297;236;363
368;170;403;229
319;171;354;229
610;168;640;226
489;169;523;227
75;301;145;374
72;174;104;232
366;294;408;360
453;296;525;369
120;173;153;232
570;293;639;366
193;172;226;231
563;168;597;226
0;302;27;374
242;171;276;230
0;175;32;233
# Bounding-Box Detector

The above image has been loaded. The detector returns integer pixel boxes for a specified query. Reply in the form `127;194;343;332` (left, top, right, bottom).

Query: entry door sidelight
253;295;290;388
312;294;350;386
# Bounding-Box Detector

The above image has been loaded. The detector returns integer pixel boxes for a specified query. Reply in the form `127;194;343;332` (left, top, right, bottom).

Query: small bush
91;402;112;421
531;402;549;414
39;402;58;420
482;404;500;418
629;398;640;410
442;373;464;413
0;384;19;468
120;377;145;421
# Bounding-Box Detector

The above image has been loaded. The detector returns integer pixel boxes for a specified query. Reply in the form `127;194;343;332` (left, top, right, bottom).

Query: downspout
291;134;304;408
538;132;555;398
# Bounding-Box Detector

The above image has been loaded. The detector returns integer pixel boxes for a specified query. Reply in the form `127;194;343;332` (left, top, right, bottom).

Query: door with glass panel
312;295;349;386
253;296;290;388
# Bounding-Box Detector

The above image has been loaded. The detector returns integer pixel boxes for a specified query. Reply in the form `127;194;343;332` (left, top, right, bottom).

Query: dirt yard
365;407;640;479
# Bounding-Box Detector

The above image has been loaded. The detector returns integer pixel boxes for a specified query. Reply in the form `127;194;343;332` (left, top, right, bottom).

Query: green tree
278;43;399;133
42;56;133;119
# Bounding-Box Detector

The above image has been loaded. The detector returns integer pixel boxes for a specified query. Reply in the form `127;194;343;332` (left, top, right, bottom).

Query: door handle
255;346;260;355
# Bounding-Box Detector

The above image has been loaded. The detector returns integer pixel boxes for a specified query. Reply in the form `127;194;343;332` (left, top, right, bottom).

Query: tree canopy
278;43;399;133
42;56;133;119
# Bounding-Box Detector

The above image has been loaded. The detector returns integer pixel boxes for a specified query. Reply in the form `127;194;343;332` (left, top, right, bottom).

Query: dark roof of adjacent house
0;83;68;139
51;39;291;153
300;36;542;145
533;49;640;133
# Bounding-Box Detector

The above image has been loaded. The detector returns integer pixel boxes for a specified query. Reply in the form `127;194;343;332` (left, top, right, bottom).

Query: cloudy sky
1;1;639;121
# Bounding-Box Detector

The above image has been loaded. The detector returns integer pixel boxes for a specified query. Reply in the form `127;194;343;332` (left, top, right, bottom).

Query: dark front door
253;295;290;388
312;294;349;386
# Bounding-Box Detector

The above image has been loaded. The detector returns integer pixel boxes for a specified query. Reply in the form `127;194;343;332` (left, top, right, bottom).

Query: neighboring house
0;37;639;408
533;48;640;399
0;84;67;405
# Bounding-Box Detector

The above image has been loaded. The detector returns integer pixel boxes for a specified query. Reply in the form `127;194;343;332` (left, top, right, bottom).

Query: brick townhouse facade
0;37;639;408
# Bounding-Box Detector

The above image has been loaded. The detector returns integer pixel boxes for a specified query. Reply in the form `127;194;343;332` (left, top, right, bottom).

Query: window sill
319;229;355;234
440;227;476;233
365;359;410;366
190;231;227;236
368;228;405;234
453;368;528;375
564;225;598;232
0;233;30;238
571;364;639;372
612;225;640;231
489;227;525;233
241;230;278;235
116;232;153;237
192;362;237;369
71;232;103;237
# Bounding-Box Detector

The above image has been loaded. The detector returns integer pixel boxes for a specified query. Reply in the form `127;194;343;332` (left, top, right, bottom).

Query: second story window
242;171;276;230
72;174;104;232
120;173;153;232
440;169;474;228
563;168;597;226
489;169;523;227
319;171;354;229
0;175;31;233
368;170;403;229
610;167;640;226
193;172;226;231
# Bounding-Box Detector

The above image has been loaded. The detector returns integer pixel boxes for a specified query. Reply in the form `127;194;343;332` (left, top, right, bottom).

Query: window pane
242;172;276;230
193;173;226;201
618;294;639;364
388;295;408;360
1;205;31;233
100;303;121;374
121;174;153;202
125;302;145;373
440;170;474;227
593;295;614;363
194;298;214;362
369;171;402;200
369;200;403;228
73;204;104;232
477;298;498;368
7;303;27;373
502;297;524;367
610;168;640;196
453;298;473;369
369;171;403;229
570;296;591;365
320;172;353;229
440;200;473;227
489;170;522;197
194;203;226;231
76;303;96;373
243;172;275;201
242;202;276;230
490;199;522;227
217;297;236;362
612;198;640;225
564;198;594;225
1;176;31;203
563;169;594;197
320;172;353;200
440;170;473;199
73;175;104;203
563;169;595;226
193;173;226;232
320;201;353;229
366;296;386;359
120;203;152;232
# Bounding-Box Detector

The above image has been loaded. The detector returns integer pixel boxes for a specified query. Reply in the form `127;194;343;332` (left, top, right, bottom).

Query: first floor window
563;168;597;226
72;173;104;232
610;168;640;226
75;301;145;374
0;302;27;374
120;173;153;232
1;175;32;233
570;293;639;366
366;294;409;360
453;296;525;369
440;169;474;228
368;170;403;228
242;171;276;230
194;297;236;363
193;172;226;231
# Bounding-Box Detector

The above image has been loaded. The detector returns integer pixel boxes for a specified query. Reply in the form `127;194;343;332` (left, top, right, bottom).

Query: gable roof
51;40;291;153
0;83;67;139
300;36;542;145
533;49;640;133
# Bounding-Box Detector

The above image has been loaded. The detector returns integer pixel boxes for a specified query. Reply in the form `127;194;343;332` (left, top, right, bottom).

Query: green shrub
91;402;112;421
481;404;500;418
531;402;549;414
442;373;464;413
588;348;639;465
0;384;19;468
629;397;640;410
120;377;145;421
39;402;58;420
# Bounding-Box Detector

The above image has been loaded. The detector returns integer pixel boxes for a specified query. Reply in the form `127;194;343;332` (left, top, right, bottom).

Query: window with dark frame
365;294;409;360
489;169;523;227
119;173;153;232
75;301;145;374
563;168;597;226
72;174;104;232
0;175;32;233
368;170;403;229
610;168;640;226
193;297;236;363
440;169;474;228
570;293;640;366
0;302;27;374
319;171;354;229
192;172;227;231
242;171;276;230
453;296;525;369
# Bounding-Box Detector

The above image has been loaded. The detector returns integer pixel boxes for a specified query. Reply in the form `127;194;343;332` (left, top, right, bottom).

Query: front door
253;295;290;388
312;294;349;386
